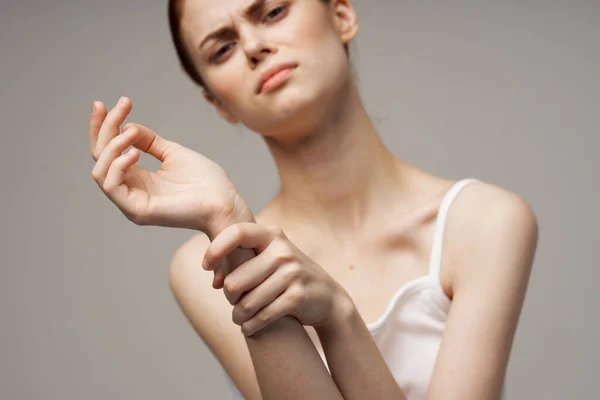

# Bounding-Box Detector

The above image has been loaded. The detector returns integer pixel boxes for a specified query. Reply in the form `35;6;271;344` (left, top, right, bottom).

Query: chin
249;70;349;139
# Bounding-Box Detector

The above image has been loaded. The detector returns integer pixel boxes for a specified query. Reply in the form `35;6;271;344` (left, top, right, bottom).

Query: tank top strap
428;178;480;279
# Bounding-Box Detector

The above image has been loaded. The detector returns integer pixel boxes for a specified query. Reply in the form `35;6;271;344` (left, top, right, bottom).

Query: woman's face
179;0;358;138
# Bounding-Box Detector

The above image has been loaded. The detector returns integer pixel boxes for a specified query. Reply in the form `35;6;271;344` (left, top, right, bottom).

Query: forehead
180;0;256;35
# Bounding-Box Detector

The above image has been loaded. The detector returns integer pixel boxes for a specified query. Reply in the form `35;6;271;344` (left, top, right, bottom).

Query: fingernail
117;96;126;106
92;101;97;112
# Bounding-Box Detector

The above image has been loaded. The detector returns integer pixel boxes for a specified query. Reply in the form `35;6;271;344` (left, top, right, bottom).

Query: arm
315;294;408;400
314;184;538;400
88;100;343;398
199;219;407;400
169;210;344;400
426;185;538;399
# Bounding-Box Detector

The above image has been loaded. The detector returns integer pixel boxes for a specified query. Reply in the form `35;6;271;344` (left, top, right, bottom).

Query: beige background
1;0;599;398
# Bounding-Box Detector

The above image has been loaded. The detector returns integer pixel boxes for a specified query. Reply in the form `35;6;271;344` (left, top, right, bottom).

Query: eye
263;4;288;23
211;42;236;62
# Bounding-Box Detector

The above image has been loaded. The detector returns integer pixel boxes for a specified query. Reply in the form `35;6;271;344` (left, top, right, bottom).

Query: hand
89;97;251;236
202;222;350;336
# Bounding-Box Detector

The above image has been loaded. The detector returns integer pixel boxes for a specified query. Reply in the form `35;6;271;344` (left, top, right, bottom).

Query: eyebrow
198;0;267;50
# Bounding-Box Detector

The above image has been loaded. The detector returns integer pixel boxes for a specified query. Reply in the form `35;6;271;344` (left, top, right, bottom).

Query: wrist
204;193;255;241
314;287;357;339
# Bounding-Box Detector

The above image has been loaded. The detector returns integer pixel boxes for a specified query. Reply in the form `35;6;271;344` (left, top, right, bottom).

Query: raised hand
90;97;251;236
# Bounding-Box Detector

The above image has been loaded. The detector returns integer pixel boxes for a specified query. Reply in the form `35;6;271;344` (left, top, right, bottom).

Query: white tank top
224;178;505;399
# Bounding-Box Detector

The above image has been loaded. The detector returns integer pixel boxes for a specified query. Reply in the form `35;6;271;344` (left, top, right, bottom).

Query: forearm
206;212;343;400
245;316;344;400
315;295;407;400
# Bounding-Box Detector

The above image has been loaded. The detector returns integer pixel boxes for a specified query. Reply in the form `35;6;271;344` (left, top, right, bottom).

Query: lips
256;62;297;94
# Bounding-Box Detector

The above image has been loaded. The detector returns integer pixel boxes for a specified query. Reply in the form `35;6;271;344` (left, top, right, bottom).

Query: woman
89;0;539;398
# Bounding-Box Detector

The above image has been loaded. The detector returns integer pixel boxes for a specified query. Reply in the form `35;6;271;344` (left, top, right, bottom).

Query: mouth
256;63;297;94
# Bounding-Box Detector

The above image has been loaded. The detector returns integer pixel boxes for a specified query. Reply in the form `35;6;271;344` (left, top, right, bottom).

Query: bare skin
90;0;539;398
170;0;539;396
170;173;538;400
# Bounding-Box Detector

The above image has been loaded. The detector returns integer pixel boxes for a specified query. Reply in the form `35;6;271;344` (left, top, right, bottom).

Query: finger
120;122;179;163
204;223;279;270
213;269;224;290
103;148;140;195
221;243;283;304
231;265;290;324
90;101;108;159
210;226;288;290
94;96;133;160
92;126;142;188
241;287;301;337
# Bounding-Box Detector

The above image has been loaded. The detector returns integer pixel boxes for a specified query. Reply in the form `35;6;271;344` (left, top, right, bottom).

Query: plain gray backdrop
1;0;598;398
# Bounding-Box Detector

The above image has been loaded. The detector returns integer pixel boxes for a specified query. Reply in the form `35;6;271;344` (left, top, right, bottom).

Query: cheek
201;4;345;118
205;60;250;109
284;5;337;55
283;8;347;82
294;19;330;46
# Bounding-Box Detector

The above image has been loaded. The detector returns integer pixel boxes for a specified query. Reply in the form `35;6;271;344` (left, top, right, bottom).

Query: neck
263;81;408;236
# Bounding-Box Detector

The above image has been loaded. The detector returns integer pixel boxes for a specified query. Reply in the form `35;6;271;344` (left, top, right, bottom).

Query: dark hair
168;0;349;89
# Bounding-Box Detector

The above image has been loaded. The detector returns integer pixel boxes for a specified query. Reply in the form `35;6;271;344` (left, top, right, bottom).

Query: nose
239;27;275;66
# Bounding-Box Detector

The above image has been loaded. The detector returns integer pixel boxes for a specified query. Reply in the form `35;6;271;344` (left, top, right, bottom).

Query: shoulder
169;234;262;400
450;180;538;237
445;180;539;294
450;180;538;246
427;181;539;397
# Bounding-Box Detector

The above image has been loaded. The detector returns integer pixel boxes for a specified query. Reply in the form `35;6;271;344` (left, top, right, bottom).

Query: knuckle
231;309;244;326
273;252;293;266
259;311;270;323
234;224;247;238
110;133;127;148
288;285;306;304
238;298;251;314
223;278;240;297
233;302;252;324
273;246;295;265
241;322;252;336
281;262;302;280
91;169;101;183
268;225;285;238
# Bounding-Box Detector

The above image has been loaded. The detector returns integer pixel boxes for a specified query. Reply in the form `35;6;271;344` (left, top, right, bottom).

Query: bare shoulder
169;233;261;400
450;181;538;243
427;181;539;398
444;181;539;295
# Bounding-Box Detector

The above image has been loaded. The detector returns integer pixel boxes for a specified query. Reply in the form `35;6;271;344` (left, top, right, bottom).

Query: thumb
122;122;179;162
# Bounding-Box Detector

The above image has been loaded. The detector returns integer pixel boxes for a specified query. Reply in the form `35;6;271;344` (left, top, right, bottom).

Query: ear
203;89;239;124
331;0;359;46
